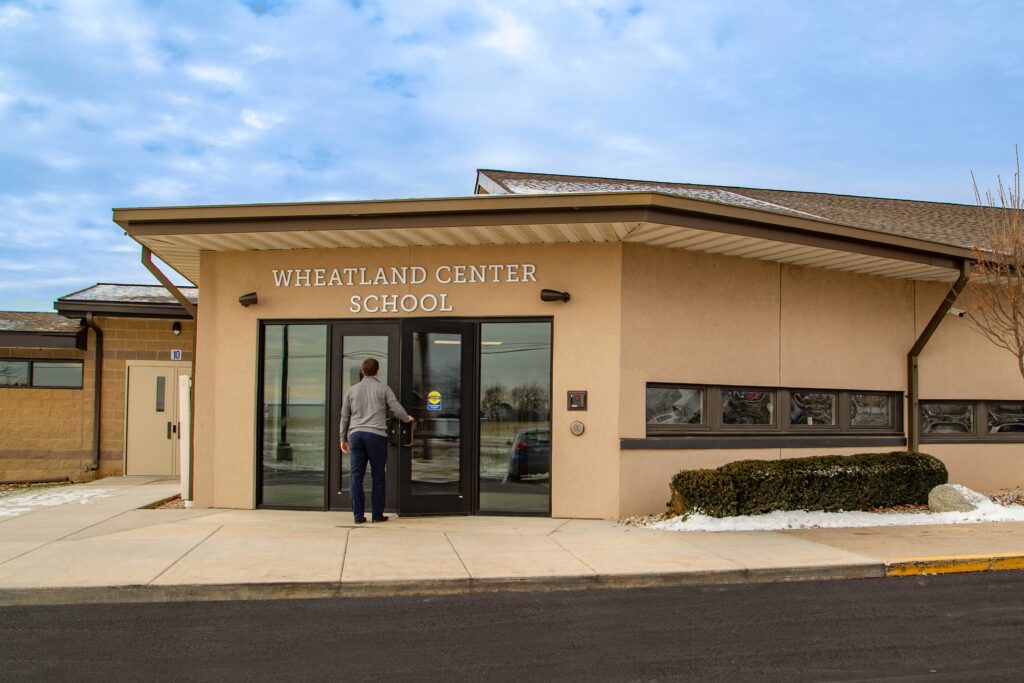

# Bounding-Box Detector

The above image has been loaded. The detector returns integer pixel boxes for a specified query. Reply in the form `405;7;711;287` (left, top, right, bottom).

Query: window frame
920;399;1024;443
0;359;84;389
645;382;902;439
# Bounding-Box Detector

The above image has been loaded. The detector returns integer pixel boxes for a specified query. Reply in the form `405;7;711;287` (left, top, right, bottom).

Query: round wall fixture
569;421;585;436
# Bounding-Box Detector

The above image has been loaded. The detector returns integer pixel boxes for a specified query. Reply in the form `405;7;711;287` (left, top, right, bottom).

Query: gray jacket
339;376;411;441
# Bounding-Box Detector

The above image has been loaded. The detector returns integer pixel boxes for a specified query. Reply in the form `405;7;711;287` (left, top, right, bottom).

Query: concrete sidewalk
1;477;1022;605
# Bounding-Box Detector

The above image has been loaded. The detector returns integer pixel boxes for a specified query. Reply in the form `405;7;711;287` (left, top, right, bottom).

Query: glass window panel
0;361;29;387
260;324;328;507
987;402;1024;433
30;362;82;388
155;376;166;412
789;391;836;426
722;389;774;426
921;402;975;435
340;335;389;494
479;322;552;513
646;387;703;426
410;331;463;496
850;393;893;428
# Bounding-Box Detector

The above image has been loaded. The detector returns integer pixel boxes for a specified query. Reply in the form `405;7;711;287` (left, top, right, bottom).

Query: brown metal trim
141;246;197;319
0;330;86;350
83;313;102;471
621;436;908;450
56;301;194;319
115;191;974;262
907;261;972;452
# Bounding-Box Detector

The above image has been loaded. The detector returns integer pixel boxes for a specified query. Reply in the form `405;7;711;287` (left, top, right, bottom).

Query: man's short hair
361;358;380;376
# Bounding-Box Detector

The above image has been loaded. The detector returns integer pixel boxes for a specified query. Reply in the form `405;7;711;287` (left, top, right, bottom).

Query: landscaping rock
928;484;990;512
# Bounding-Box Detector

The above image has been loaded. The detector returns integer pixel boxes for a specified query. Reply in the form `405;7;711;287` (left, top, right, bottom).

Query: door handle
402;420;415;447
166;421;172;440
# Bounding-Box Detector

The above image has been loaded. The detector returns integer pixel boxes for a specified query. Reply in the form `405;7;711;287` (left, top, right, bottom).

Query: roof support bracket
142;246;196;319
907;260;971;452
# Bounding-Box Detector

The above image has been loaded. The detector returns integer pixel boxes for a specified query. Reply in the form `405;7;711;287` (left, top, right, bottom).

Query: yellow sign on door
427;390;442;411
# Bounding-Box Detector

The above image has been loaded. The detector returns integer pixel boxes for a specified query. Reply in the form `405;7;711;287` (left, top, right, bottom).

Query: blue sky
1;0;1022;310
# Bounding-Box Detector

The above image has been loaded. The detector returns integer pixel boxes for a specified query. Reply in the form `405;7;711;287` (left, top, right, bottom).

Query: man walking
340;358;413;523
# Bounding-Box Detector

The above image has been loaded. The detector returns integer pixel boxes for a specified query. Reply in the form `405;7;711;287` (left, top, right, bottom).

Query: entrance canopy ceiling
114;191;971;287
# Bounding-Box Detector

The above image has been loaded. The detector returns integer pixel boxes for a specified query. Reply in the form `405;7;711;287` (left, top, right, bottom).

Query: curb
886;553;1024;577
0;563;883;606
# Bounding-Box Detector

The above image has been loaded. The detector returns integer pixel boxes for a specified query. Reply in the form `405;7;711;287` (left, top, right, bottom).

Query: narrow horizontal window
790;392;836;427
921;402;974;435
646;386;703;426
0;361;30;387
722;389;774;426
32;361;84;388
988;403;1024;434
645;383;902;440
850;393;894;429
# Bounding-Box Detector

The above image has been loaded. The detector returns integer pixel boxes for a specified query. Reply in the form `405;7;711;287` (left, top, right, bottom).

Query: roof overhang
114;191;972;287
54;300;194;320
0;329;87;350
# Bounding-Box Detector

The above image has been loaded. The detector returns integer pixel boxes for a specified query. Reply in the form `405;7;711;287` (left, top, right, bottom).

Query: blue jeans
349;431;388;520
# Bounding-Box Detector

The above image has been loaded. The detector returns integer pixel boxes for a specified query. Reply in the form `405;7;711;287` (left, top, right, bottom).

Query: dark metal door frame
327;321;402;511
397;319;477;515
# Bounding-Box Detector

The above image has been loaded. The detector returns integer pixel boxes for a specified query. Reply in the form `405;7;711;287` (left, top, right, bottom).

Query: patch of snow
650;499;1024;532
0;488;115;519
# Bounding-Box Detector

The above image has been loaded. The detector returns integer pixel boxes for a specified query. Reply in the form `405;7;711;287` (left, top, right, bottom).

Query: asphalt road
3;572;1024;682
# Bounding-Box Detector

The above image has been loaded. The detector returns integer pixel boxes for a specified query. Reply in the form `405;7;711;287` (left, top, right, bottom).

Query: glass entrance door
328;322;401;511
398;320;475;514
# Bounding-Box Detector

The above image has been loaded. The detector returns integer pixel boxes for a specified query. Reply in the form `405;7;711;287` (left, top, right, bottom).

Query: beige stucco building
109;170;1024;519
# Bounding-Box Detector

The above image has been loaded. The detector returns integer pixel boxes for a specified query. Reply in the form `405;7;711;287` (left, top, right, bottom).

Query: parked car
505;428;551;481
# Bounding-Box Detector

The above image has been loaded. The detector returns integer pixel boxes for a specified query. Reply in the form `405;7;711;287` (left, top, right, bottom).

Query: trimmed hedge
668;451;948;518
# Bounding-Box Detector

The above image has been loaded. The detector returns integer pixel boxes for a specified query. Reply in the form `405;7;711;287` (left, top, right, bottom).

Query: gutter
141;246;197;503
82;313;103;472
907;260;972;452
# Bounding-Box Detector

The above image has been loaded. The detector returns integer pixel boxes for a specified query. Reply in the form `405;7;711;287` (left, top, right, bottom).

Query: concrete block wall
0;317;194;483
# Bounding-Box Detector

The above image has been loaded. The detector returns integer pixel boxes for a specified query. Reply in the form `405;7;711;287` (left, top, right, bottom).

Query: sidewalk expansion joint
546;519;571;537
886;553;1024;577
442;532;472;579
147;525;224;585
338;528;354;582
547;534;598;575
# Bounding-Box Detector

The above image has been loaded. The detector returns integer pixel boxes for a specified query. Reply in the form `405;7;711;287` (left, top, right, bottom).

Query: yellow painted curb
886;553;1024;577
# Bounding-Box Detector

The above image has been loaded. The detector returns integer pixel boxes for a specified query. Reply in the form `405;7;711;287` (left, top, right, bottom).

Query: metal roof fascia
112;192;974;266
0;329;87;350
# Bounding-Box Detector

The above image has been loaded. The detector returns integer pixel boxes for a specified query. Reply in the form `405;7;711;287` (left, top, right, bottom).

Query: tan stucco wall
0;317;194;482
618;244;1024;517
193;243;623;517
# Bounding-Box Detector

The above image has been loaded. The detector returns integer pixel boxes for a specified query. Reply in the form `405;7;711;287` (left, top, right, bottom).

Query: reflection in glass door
478;322;552;513
259;324;328;507
328;323;400;511
400;321;474;514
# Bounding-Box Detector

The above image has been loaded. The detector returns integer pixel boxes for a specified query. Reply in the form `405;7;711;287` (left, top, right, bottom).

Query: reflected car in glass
505;428;551;481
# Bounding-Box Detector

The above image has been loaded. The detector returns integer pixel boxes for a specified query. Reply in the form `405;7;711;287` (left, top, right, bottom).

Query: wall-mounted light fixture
172;321;182;336
540;288;570;303
238;292;258;307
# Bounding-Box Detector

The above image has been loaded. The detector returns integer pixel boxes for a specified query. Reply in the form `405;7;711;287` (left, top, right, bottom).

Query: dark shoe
354;517;367;524
371;515;389;523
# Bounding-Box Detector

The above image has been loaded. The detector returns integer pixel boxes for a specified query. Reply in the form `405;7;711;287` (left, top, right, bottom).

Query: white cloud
241;109;284;131
184;64;244;88
477;8;537;58
0;5;29;28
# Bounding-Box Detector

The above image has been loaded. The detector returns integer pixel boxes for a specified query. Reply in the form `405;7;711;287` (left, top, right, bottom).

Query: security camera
948;307;966;318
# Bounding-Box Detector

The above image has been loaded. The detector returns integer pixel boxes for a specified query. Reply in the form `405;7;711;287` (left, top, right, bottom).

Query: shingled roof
58;283;198;305
0;312;82;333
477;170;998;252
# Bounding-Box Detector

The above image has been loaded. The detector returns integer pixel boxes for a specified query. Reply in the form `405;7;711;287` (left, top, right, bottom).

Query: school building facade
95;169;1023;519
